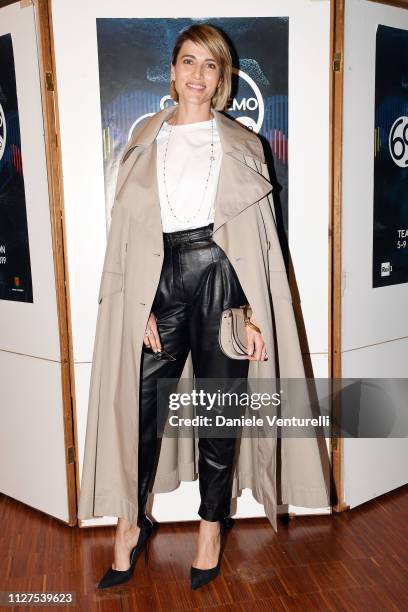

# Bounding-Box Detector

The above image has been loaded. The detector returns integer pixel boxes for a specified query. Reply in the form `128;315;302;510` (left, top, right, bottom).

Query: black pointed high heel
190;517;234;590
97;515;154;589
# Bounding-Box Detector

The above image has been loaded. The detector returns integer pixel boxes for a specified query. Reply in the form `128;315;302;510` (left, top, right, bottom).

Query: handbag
218;304;262;360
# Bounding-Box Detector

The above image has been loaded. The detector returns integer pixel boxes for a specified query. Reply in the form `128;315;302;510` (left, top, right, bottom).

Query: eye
183;58;193;64
208;62;217;69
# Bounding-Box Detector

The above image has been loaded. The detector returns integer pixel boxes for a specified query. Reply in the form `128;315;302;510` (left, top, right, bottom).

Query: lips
186;82;205;90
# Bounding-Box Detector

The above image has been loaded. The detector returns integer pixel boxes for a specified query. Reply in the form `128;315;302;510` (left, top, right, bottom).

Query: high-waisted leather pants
137;223;249;525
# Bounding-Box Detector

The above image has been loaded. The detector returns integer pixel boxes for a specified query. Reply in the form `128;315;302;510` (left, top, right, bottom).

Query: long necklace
162;114;215;223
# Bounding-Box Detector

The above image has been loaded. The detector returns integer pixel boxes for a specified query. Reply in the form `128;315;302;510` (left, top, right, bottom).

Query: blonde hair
170;24;233;111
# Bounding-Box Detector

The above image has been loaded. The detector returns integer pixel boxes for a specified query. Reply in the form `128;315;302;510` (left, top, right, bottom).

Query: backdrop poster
96;17;289;238
0;33;33;302
372;24;408;288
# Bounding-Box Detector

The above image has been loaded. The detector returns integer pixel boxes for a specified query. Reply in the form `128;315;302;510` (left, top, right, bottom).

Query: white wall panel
342;0;408;509
0;3;68;522
0;351;68;521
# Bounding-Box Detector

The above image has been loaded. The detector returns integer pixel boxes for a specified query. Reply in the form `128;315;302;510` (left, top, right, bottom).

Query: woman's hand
246;313;268;361
143;312;162;352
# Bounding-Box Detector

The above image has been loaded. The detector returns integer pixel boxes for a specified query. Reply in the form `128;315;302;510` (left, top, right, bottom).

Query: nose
193;62;205;79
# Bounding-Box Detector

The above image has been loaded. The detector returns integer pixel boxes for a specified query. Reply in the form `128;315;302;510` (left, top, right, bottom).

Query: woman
102;23;268;590
78;23;330;592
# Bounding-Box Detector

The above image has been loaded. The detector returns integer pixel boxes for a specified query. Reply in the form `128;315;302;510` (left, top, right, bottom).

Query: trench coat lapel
114;105;273;234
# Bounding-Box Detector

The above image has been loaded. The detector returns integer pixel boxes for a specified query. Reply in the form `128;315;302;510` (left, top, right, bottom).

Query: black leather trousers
137;223;249;525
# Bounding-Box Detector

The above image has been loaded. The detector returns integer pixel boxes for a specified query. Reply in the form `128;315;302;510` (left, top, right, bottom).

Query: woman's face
171;39;222;108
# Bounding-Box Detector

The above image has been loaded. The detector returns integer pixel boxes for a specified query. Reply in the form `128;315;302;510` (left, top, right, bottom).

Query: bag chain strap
240;304;261;334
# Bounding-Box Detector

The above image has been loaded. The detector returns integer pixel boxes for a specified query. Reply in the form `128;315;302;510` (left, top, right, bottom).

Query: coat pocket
98;270;123;304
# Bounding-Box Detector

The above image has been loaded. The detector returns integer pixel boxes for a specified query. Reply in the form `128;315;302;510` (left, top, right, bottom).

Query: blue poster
96;17;289;247
0;33;33;302
373;24;408;288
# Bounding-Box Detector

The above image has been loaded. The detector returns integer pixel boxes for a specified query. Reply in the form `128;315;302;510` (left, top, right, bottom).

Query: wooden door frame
330;0;346;512
32;0;79;526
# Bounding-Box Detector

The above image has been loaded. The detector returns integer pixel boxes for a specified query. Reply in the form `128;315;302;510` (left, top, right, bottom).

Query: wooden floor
1;486;408;611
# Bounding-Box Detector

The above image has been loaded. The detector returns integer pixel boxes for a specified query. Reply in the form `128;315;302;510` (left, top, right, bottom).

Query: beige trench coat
77;105;330;531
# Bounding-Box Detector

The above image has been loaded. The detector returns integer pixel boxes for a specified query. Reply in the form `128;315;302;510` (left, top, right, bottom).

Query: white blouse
156;117;222;232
